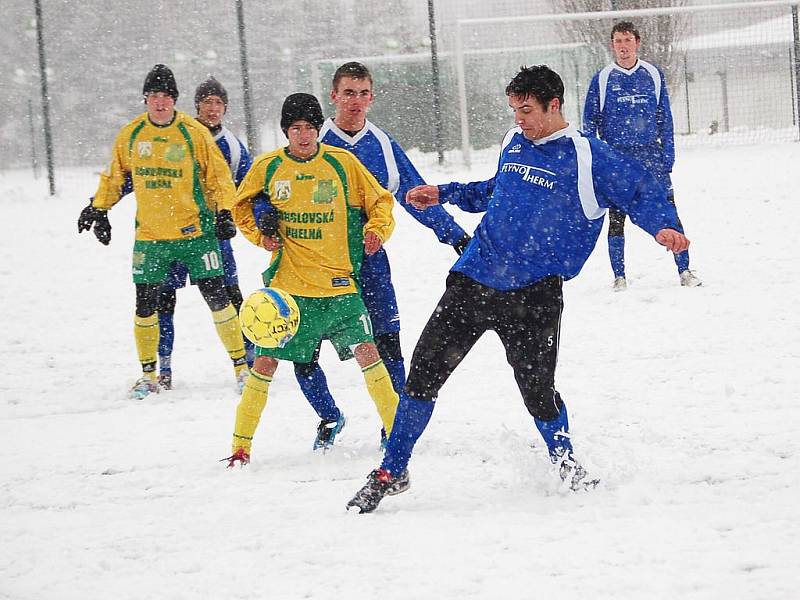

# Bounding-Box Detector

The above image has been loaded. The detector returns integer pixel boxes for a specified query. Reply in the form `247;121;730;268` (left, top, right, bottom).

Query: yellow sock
212;304;247;370
362;360;399;436
133;314;159;370
232;370;271;453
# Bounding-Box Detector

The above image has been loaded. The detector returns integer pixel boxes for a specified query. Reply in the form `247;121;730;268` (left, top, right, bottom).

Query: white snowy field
1;140;798;600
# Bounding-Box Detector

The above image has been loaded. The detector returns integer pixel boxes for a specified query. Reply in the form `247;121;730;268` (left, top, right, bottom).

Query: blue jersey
213;125;251;187
583;60;674;181
440;126;681;291
318;118;467;246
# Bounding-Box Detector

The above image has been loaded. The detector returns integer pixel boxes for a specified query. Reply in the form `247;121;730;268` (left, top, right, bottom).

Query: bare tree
547;0;690;89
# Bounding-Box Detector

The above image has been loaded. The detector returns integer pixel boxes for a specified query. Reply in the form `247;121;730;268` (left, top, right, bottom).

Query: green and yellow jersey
92;111;236;241
233;143;395;298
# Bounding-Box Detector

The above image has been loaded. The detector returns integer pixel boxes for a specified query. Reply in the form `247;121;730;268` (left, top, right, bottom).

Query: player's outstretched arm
655;228;690;253
406;185;440;209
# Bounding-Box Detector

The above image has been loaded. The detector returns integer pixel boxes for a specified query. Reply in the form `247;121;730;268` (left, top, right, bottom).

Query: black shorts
405;271;564;421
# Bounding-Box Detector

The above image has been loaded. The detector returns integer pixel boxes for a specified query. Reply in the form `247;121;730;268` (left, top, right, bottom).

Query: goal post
453;0;800;164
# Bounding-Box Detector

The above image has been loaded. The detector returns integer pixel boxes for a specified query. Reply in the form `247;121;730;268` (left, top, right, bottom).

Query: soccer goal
452;0;800;164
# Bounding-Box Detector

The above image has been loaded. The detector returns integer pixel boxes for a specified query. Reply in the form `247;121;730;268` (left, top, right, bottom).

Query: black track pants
405;271;565;421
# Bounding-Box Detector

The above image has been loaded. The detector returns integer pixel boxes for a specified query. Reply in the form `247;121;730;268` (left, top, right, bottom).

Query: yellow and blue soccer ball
239;287;301;348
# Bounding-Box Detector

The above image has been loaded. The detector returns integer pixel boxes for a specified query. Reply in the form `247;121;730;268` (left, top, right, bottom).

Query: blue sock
158;312;175;374
243;337;255;368
534;402;573;460
381;393;435;475
384;358;406;394
608;236;626;278
674;250;690;273
295;364;340;421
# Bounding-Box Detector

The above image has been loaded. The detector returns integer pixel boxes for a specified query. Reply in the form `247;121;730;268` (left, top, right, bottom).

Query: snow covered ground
1;140;798;599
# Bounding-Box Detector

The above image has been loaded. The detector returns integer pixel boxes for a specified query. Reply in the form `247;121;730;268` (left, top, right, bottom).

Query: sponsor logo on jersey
274;180;291;200
138;141;153;157
296;173;315;181
312;180;337;204
164;143;187;162
508;143;522;154
616;94;649;106
500;162;556;190
331;277;351;287
181;224;197;235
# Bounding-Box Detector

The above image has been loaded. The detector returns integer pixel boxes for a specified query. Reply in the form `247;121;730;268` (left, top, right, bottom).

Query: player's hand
215;210;237;240
406;185;440;210
256;209;279;237
453;234;471;256
655;228;690;253
77;204;111;245
261;235;281;251
364;231;382;255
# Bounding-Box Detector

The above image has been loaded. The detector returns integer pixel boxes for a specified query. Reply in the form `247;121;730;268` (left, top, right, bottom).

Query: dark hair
505;65;564;111
332;61;373;91
611;21;640;40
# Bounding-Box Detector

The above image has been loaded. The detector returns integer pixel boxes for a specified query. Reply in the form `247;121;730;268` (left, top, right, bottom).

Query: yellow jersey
233;144;395;298
92;111;236;241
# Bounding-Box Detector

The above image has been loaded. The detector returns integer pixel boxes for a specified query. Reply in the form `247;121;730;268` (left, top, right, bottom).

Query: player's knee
135;284;160;318
197;276;230;312
403;361;440;402
608;213;626;237
375;332;403;362
294;359;319;379
226;285;244;313
253;355;277;376
158;288;177;315
354;342;381;367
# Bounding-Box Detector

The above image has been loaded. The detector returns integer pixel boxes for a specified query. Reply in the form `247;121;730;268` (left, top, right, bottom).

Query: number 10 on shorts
201;251;220;271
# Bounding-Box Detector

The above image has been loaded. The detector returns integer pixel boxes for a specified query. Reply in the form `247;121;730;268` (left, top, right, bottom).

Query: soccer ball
239;287;301;348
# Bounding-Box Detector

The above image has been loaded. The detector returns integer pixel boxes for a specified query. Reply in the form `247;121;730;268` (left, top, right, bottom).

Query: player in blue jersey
346;65;692;513
583;21;701;291
156;77;255;391
291;62;470;451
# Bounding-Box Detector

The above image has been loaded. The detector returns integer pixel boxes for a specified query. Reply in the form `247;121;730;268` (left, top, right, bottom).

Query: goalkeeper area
312;0;800;164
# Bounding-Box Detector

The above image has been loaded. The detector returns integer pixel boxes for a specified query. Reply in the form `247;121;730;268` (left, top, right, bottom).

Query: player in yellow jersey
77;64;248;399
223;93;401;473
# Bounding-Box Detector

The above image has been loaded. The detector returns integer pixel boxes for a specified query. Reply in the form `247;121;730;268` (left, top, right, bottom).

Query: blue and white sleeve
438;177;496;213
235;140;252;187
392;139;468;246
582;75;602;137
657;69;675;172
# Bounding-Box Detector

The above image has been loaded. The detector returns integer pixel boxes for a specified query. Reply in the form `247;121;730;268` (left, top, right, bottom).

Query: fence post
235;0;258;155
792;4;800;140
33;0;55;195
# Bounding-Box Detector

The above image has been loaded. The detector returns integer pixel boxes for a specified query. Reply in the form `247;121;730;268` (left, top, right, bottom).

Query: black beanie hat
195;77;228;110
280;93;324;135
143;64;179;100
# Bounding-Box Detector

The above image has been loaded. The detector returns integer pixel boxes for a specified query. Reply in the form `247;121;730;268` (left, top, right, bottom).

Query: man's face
146;92;176;125
509;94;557;141
611;31;641;67
286;120;319;159
330;76;374;128
197;95;226;128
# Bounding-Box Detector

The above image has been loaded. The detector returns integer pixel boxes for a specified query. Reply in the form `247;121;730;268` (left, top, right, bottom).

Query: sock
211;304;247;370
158;311;175;374
244;337;255;369
674;250;690;273
383;358;407;395
295;364;340;421
134;314;159;370
362;359;400;436
232;370;271;453
608;236;626;278
381;393;435;475
534;402;573;460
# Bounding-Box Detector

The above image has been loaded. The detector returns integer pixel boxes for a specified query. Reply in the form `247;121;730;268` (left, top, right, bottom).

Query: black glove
215;209;237;240
77;204;111;245
256;210;279;238
453;234;471;256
